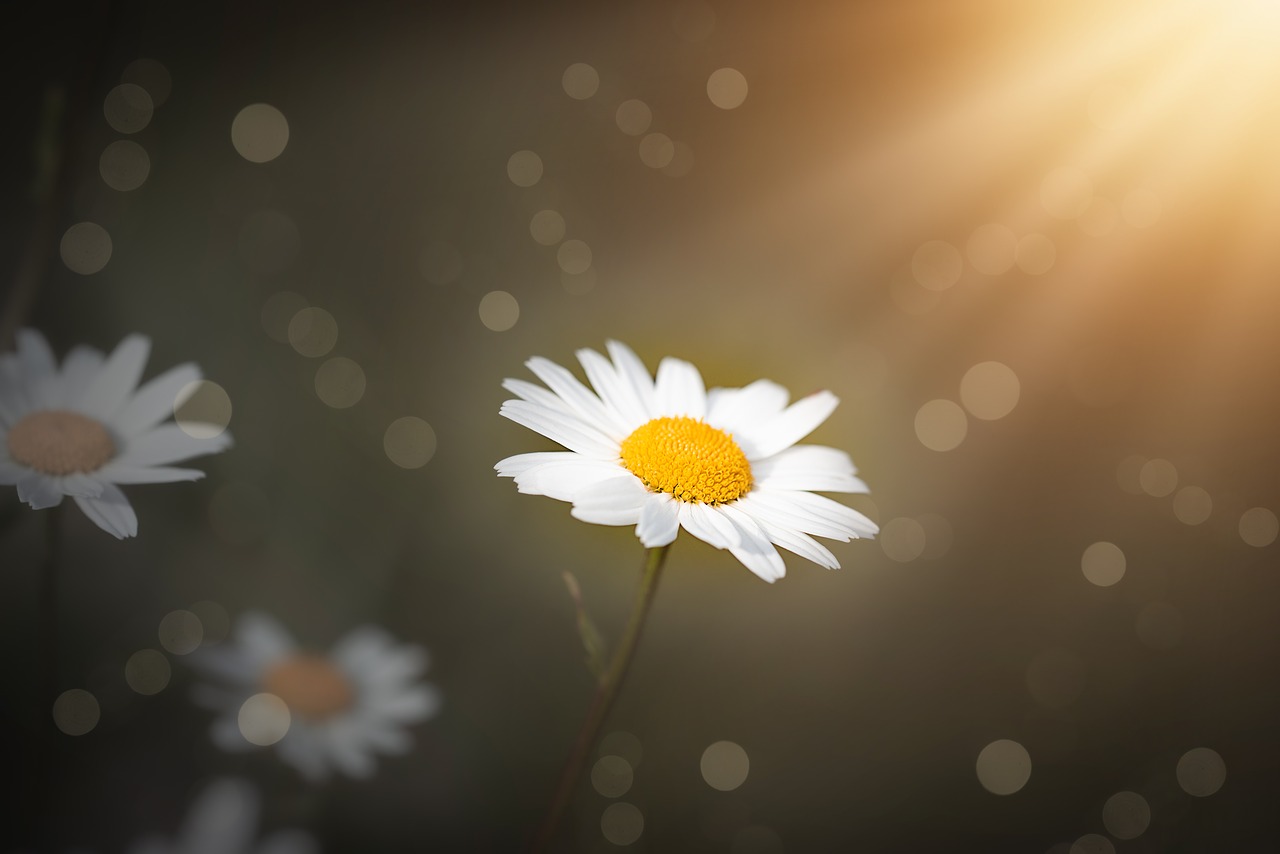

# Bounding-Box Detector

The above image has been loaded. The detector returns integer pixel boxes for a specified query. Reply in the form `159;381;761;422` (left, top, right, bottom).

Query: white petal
754;468;869;494
755;444;858;476
606;340;656;416
499;400;619;459
73;483;138;537
320;721;378;778
719;503;787;582
677;502;742;550
17;473;64;509
705;379;790;434
735;391;839;460
235;612;296;665
757;520;841;570
16;329;58;407
373;683;441;722
0;458;31;485
276;726;330;782
112;424;232;468
576;346;650;430
513;458;625;501
178;778;259;851
60;473;105;498
110;362;201;438
735;491;853;541
526;356;628;439
76;334;151;421
653;357;707;419
58;345;106;403
502;377;577;416
330;627;394;674
494;451;585;478
635;492;680;547
570;476;648;526
97;464;206;484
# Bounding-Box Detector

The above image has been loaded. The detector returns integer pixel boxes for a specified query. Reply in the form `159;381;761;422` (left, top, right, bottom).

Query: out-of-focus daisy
127;777;317;854
496;340;878;582
0;329;231;538
191;612;441;782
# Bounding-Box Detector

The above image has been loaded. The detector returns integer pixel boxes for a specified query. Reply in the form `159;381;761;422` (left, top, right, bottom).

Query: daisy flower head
191;612;441;782
496;340;878;582
0;328;232;538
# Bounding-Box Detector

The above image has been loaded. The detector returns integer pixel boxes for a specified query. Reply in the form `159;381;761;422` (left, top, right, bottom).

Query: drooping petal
735;491;855;541
756;519;842;570
76;334;151;422
319;721;377;778
705;379;790;435
17;473;64;509
719;503;787;582
570;476;648;526
677;501;742;550
635;492;680;547
60;473;106;498
110;362;201;438
73;483;138;537
653;357;707;419
0;457;29;485
735;391;839;460
499;400;619;459
111;424;233;468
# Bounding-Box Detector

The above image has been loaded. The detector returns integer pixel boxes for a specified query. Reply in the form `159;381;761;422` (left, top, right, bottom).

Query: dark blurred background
3;0;1280;851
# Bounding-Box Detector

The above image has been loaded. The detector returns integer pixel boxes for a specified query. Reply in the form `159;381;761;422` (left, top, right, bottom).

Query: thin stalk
529;545;671;853
36;503;64;845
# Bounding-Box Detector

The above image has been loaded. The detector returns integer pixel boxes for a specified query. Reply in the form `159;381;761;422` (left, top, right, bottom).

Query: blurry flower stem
530;545;670;853
1;3;121;346
35;503;64;841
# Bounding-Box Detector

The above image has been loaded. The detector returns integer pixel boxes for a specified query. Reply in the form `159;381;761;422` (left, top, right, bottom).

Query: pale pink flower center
7;410;116;475
262;654;354;721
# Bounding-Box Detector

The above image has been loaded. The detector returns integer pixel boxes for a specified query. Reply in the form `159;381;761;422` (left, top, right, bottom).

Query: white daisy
127;777;317;854
496;340;878;582
191;612;441;782
0;328;232;538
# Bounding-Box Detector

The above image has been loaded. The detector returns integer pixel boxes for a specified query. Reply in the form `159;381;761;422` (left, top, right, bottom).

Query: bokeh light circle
707;68;749;109
701;740;750;791
99;140;151;191
914;399;967;451
1176;747;1226;796
315;357;367;409
1239;507;1278;547
231;103;289;163
52;689;101;736
60;222;112;274
384;417;437;469
174;380;232;439
1102;791;1151;839
507;150;543;187
562;63;600;100
591;755;634;798
238;693;291;746
1081;541;1125;587
975;739;1032;795
960;361;1020;420
912;240;962;291
479;290;519;331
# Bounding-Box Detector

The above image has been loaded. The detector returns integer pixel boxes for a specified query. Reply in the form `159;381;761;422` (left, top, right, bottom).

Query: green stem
529;545;671;853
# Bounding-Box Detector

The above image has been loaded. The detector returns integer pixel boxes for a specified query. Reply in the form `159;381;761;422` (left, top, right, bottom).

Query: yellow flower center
619;415;752;504
261;654;354;721
6;410;116;475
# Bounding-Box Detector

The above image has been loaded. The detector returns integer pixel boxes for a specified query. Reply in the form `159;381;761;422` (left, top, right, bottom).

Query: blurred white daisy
496;340;878;582
191;612;441;782
127;777;317;854
0;329;231;538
